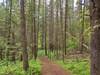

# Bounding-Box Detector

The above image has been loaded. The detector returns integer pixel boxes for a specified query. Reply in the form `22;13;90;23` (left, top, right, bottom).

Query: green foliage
67;38;78;50
38;50;45;57
0;37;6;49
0;60;41;75
29;60;41;75
38;50;55;59
57;59;90;75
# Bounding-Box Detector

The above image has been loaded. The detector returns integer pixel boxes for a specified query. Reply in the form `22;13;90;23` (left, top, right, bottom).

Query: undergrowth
57;59;90;75
0;60;41;75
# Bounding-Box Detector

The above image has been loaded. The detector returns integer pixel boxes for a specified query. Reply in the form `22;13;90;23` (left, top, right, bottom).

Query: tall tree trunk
55;0;59;59
59;0;63;50
41;0;45;50
44;0;47;56
79;0;85;53
90;0;100;75
32;0;38;60
20;0;29;71
49;0;54;51
6;0;10;62
64;0;68;55
37;0;40;51
9;0;16;62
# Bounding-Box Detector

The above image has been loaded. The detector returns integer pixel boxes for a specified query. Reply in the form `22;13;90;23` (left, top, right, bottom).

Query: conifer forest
0;0;100;75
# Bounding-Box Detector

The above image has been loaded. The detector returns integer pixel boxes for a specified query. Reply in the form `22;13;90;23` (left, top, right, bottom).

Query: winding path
40;57;71;75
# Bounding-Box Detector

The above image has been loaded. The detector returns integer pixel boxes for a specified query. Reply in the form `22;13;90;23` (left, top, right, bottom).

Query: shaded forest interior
0;0;100;75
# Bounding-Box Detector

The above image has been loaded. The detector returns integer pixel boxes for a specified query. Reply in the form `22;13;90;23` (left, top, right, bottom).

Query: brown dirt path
40;57;71;75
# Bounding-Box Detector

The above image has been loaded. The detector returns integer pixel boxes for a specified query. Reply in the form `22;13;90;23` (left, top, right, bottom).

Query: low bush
0;60;41;75
57;59;90;75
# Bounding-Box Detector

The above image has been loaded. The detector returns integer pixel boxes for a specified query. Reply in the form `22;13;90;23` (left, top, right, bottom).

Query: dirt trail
40;57;71;75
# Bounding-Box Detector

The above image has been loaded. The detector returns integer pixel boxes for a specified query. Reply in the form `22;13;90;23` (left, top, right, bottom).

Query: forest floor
40;57;71;75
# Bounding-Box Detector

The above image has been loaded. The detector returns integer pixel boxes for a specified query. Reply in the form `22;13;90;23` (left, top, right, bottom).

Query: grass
38;50;55;59
57;59;90;75
0;60;41;75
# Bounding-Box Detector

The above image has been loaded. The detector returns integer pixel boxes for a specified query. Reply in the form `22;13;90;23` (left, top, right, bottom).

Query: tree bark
44;0;47;56
64;0;68;55
32;0;38;60
90;0;100;75
49;0;54;51
20;0;29;71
